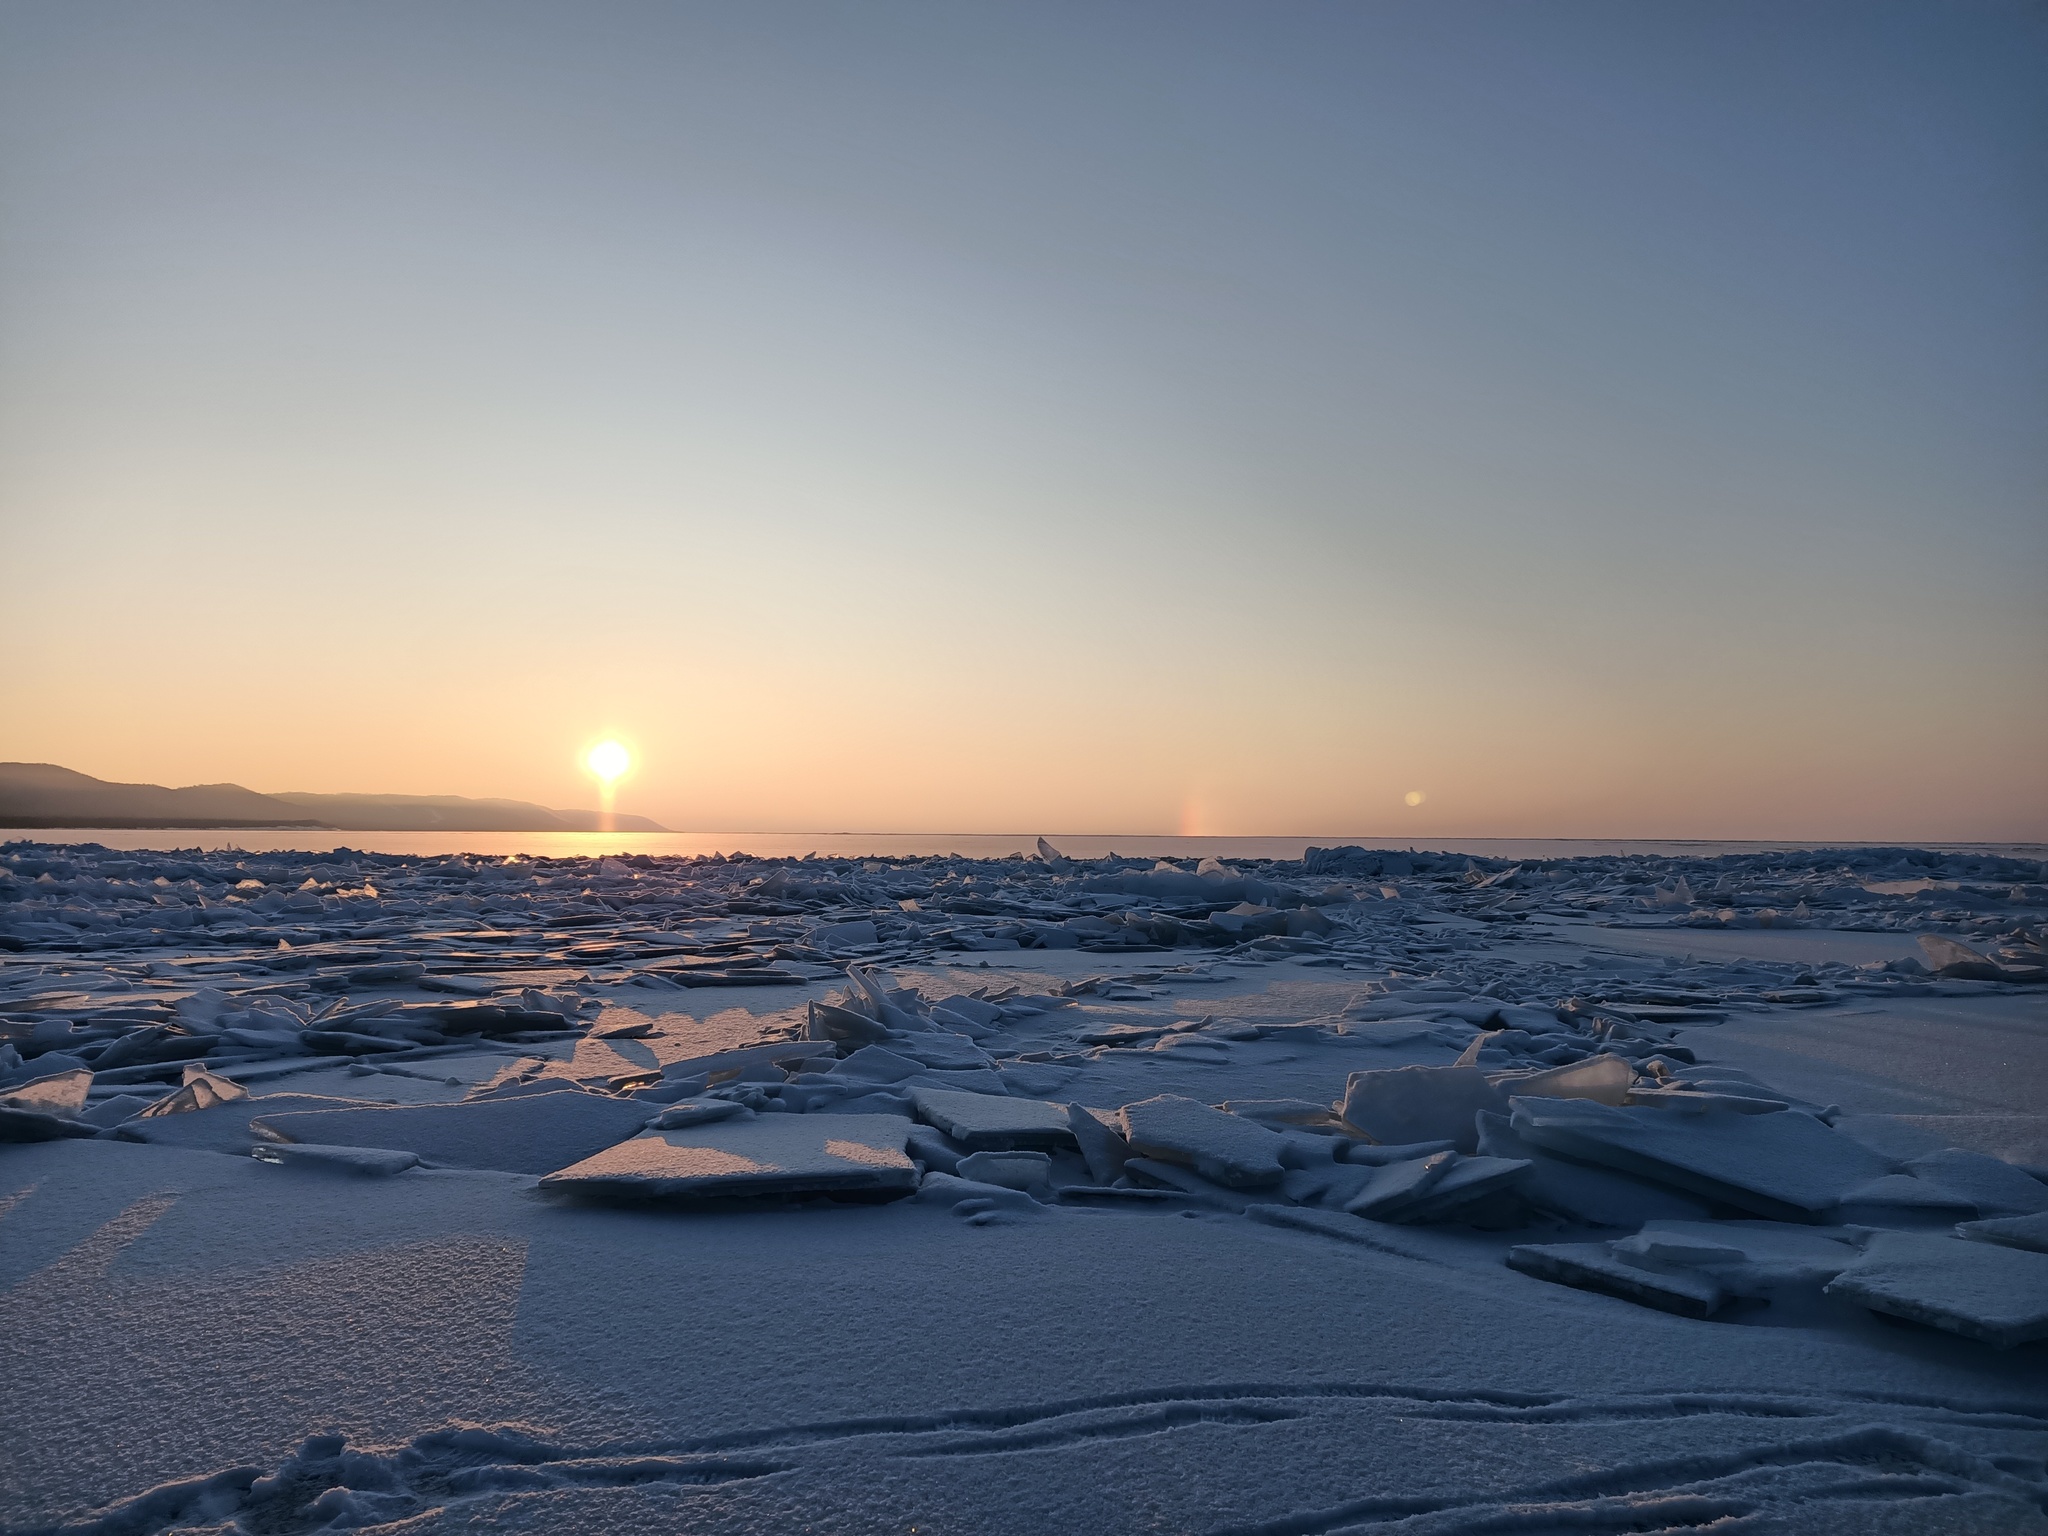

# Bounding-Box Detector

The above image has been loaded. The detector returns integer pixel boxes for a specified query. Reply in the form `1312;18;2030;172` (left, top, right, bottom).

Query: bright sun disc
586;741;631;781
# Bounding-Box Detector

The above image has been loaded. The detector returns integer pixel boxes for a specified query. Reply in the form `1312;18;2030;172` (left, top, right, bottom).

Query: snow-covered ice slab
1510;1221;1860;1319
908;1087;1074;1150
1507;1241;1730;1319
1827;1230;2048;1347
1901;1148;2048;1217
120;1092;391;1154
0;1068;95;1141
1;1067;90;1117
253;1089;650;1175
1308;1150;1527;1224
1957;1211;2048;1255
1835;1113;2048;1172
1508;1097;1895;1222
250;1141;420;1176
1120;1095;1285;1187
0;1105;96;1142
129;1066;247;1120
1619;1220;1860;1288
1477;1111;1712;1226
538;1113;916;1202
1340;1066;1506;1154
1383;1153;1529;1222
1836;1174;1978;1226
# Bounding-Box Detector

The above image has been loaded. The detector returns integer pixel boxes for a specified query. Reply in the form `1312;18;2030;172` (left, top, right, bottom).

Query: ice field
2;838;2045;1534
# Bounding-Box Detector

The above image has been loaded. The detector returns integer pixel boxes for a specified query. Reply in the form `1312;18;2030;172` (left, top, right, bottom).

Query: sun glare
586;740;631;782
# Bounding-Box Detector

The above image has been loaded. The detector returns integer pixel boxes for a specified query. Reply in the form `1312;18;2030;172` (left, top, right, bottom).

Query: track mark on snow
1206;1425;2048;1535
7;1425;784;1536
897;1401;1305;1457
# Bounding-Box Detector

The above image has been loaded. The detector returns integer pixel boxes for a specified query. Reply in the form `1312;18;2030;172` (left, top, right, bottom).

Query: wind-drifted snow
2;837;2045;1533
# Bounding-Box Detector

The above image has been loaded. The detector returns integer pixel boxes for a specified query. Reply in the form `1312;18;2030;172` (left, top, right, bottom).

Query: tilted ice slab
1957;1211;2048;1255
1508;1097;1895;1222
1340;1066;1506;1155
1509;1221;1861;1320
1119;1095;1286;1188
253;1089;650;1176
1508;1241;1730;1320
251;1141;421;1176
909;1087;1075;1151
1827;1230;2048;1347
1307;1150;1532;1224
120;1092;392;1155
1899;1148;2048;1218
538;1112;917;1202
1;1067;90;1117
1476;1111;1712;1227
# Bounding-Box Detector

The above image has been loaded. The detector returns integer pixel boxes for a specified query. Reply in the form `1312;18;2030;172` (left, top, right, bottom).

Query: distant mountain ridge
267;790;666;834
0;764;667;832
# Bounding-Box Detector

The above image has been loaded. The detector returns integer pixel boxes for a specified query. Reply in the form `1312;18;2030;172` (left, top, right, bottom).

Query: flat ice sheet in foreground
1508;1097;1895;1222
253;1090;651;1176
540;1112;917;1202
1826;1230;2048;1348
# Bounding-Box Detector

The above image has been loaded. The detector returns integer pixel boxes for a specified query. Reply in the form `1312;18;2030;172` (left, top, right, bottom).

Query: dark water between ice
13;829;2044;862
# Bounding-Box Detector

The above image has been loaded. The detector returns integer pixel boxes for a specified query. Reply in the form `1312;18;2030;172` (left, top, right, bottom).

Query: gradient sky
3;1;2043;839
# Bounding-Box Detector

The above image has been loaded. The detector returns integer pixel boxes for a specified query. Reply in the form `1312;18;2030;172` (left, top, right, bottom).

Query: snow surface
2;837;2045;1532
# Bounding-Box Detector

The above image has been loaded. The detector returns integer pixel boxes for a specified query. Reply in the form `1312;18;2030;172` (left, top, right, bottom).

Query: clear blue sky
2;2;2042;838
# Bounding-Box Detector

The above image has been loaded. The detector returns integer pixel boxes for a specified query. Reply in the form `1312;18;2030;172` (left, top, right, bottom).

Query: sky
2;1;2043;840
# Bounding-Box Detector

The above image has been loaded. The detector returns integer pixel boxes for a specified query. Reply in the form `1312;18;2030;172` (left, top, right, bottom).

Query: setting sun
585;740;631;782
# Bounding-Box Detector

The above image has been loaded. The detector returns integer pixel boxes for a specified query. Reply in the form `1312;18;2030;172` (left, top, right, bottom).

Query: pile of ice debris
5;837;2044;961
4;836;2046;1353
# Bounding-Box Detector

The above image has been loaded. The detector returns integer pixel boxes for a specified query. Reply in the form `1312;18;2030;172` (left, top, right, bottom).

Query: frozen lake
16;827;2047;862
4;836;2045;1532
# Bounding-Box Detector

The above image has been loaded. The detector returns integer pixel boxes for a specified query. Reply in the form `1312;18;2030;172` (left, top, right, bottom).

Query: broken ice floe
253;1089;651;1176
251;1141;421;1176
909;1086;1074;1151
539;1113;918;1202
4;837;2045;1350
1506;1096;1896;1223
1826;1230;2048;1348
1509;1221;1861;1320
1120;1095;1287;1187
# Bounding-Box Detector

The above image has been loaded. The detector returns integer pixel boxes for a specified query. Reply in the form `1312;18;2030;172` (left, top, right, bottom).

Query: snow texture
2;836;2046;1530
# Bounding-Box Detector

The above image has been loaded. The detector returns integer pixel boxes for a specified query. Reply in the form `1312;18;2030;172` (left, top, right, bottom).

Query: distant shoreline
6;828;2041;863
0;816;337;830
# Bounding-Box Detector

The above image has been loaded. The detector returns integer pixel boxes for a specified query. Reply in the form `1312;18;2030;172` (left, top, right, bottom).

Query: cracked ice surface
2;837;2046;1533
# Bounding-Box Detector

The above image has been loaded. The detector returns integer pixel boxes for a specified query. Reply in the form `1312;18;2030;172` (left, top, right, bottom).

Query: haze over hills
0;764;667;832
